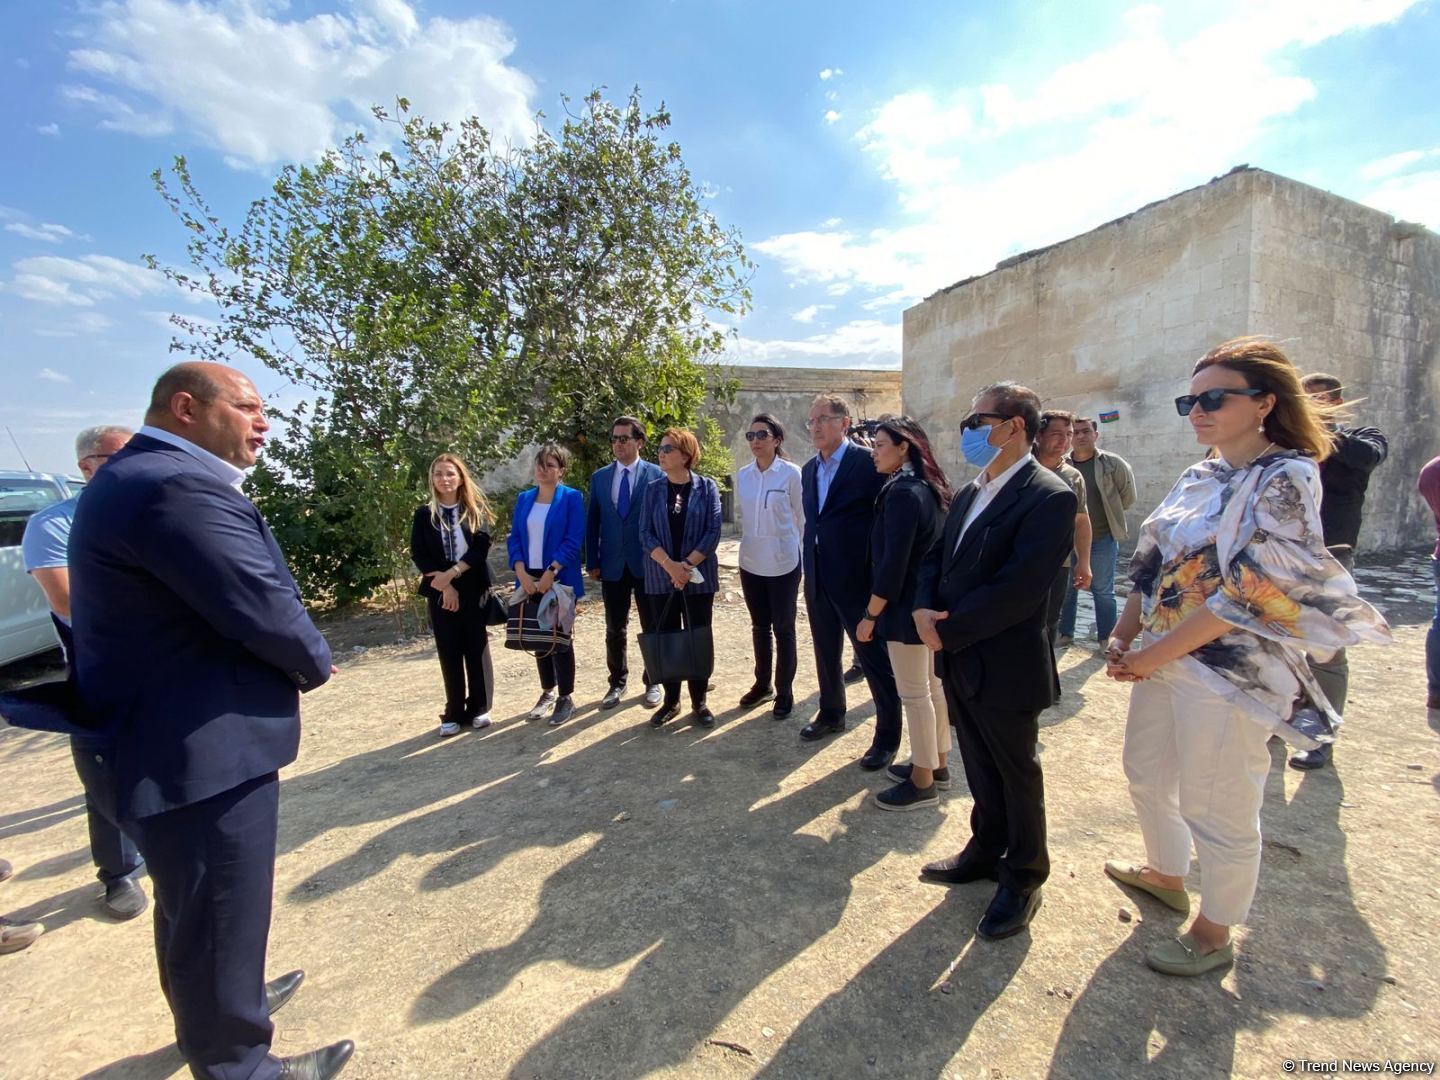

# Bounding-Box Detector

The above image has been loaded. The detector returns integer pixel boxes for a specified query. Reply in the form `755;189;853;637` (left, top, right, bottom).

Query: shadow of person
3;881;105;936
0;792;85;840
1043;650;1109;728
11;846;90;881
753;892;1031;1077
77;1041;184;1079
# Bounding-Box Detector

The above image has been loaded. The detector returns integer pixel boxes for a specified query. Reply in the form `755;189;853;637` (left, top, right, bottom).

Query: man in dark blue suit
798;394;902;770
586;416;665;710
70;362;354;1080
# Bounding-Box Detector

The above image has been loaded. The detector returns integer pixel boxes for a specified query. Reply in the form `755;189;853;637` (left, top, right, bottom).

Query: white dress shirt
138;424;247;490
955;453;1034;552
610;460;638;507
526;501;551;568
736;457;805;575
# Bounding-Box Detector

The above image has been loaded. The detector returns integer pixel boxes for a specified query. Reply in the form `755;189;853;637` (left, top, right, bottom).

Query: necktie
617;467;632;518
441;506;456;562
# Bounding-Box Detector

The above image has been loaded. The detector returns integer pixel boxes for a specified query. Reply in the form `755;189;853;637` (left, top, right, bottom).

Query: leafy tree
147;90;750;605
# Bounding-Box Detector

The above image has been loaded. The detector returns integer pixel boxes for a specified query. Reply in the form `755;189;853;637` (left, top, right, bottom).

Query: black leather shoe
277;1039;354;1080
1288;743;1332;771
600;685;625;710
693;706;716;729
842;662;865;685
649;702;681;727
772;695;794;720
858;745;896;771
976;885;1042;941
919;852;999;885
103;878;148;920
266;969;305;1016
799;717;844;741
739;685;774;708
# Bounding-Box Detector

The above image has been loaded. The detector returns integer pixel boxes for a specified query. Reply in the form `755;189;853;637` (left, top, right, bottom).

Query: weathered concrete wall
903;168;1440;551
707;365;903;482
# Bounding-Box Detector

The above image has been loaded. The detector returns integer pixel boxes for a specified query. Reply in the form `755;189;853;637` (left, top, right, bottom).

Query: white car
0;470;83;668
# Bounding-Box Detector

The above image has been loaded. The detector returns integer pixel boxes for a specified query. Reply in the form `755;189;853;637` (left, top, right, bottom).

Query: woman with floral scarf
1104;337;1390;977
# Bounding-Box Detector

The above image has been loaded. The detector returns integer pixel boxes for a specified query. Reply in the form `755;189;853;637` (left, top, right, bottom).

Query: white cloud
792;304;834;324
825;90;838;102
35;123;60;136
821;217;843;228
37;367;74;383
1361;149;1429;181
1366;168;1440;229
34;312;116;338
819;68;843;81
4;223;77;244
6;254;169;307
725;319;899;367
65;0;537;170
759;0;1427;305
823;110;841;125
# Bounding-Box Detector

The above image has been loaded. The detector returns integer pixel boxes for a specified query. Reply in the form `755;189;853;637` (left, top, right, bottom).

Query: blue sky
3;0;1438;473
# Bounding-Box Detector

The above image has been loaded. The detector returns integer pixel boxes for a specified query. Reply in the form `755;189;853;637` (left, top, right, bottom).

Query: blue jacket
638;473;722;596
68;434;333;820
586;459;663;580
506;484;587;596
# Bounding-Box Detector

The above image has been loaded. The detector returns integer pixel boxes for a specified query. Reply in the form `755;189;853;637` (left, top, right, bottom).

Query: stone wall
903;167;1440;551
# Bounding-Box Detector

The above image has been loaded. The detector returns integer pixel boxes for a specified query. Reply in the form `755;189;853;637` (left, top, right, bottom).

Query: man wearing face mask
912;382;1077;941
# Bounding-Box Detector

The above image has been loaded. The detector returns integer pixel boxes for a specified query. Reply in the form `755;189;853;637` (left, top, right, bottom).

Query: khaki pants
887;640;950;770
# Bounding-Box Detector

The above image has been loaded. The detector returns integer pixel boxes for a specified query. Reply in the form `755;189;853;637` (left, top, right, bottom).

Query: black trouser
1307;546;1354;716
805;573;902;751
941;659;1049;894
739;565;800;698
601;569;654;689
1045;561;1070;645
428;594;493;721
126;773;282;1080
526;569;576;696
645;590;715;708
70;741;144;887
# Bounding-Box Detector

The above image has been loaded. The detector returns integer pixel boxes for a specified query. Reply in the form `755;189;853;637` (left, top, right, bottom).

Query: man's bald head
144;361;270;468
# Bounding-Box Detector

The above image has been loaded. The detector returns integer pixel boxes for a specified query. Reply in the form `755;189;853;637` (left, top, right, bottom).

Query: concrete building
903;166;1440;552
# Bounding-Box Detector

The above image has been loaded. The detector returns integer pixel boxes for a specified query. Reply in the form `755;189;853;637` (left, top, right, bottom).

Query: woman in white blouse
735;413;806;718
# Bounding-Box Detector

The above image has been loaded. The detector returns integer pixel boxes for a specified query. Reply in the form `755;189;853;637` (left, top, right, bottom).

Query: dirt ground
2;549;1438;1080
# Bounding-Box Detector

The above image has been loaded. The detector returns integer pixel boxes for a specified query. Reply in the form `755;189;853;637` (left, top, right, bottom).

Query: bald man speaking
70;362;353;1080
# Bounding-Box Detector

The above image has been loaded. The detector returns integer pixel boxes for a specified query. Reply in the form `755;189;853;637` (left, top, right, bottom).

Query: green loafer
1104;859;1191;914
1145;932;1234;977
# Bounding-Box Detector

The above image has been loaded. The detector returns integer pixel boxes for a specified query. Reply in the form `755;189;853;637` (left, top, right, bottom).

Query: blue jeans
1061;534;1120;640
1428;557;1440;699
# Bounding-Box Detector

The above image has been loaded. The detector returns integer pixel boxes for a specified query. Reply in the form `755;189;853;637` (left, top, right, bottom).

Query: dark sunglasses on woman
743;430;774;442
1174;387;1264;416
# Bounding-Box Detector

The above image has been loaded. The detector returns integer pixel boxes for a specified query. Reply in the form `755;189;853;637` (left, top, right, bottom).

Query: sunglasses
744;430;774;442
960;412;1015;431
610;434;637;444
657;443;677;454
1174;388;1264;416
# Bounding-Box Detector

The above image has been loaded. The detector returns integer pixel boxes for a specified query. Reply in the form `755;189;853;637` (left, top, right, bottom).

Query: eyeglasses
657;443;677;454
80;453;114;463
960;412;1015;431
1174;388;1263;416
744;431;773;442
610;434;636;444
803;415;844;431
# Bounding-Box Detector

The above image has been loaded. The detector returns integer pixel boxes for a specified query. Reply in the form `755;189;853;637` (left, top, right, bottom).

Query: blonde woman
411;453;497;737
1105;338;1389;976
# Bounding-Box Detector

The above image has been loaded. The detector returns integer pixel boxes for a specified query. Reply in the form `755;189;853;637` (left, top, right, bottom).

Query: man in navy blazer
586;416;665;709
798;395;902;770
70;362;354;1080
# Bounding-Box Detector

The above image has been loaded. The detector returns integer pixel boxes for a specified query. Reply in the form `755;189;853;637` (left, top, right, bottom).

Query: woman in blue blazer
507;443;586;726
639;427;722;729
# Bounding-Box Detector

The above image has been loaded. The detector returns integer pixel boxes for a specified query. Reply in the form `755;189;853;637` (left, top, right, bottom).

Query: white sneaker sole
873;792;940;813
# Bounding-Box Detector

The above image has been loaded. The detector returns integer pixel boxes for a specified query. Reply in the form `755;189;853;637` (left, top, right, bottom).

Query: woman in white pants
1106;337;1389;977
855;416;953;812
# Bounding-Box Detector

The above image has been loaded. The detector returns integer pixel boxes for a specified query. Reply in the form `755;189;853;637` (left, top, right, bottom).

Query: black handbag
637;591;714;684
480;588;509;627
504;592;572;657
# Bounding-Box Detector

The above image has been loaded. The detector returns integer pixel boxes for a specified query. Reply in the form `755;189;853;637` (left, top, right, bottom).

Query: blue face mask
961;423;1004;468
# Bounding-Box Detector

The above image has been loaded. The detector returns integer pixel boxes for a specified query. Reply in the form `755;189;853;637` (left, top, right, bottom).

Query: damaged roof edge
921;164;1266;302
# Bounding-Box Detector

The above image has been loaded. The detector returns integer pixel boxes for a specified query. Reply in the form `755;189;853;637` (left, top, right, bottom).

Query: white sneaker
527;690;558;720
643;684;664;707
471;713;493;730
438;720;462;737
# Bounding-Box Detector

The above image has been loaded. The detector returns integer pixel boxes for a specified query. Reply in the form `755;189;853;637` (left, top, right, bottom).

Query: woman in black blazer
854;417;953;812
410;453;497;738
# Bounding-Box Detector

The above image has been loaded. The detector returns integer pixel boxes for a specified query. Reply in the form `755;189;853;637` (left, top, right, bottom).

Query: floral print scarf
1130;450;1391;748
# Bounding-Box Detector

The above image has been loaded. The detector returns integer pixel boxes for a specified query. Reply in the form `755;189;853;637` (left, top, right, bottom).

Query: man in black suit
70;362;354;1080
913;382;1076;940
799;394;902;770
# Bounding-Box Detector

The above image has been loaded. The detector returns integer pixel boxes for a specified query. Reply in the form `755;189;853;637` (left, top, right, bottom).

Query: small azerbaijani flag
1098;409;1120;424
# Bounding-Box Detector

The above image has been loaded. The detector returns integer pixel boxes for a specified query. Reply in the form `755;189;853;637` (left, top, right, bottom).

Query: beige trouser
887;641;950;770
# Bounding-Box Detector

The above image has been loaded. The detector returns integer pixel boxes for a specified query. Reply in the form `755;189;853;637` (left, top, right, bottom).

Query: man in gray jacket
1060;417;1136;644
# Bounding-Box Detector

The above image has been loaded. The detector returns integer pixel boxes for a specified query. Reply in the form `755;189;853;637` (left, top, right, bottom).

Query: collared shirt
815;437;849;514
955;452;1033;553
21;496;78;626
138;424;247;490
736;457;805;576
611;460;637;507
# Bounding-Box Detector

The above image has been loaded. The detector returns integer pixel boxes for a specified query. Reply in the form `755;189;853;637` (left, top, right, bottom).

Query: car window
0;480;63;547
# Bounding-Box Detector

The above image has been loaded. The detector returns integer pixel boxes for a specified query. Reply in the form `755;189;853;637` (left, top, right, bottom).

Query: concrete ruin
903;166;1440;551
